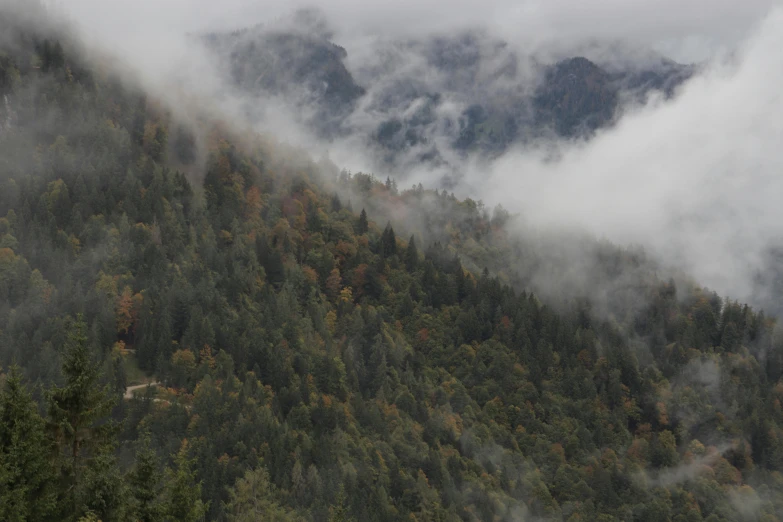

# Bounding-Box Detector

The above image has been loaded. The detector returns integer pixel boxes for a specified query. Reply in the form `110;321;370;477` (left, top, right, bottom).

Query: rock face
203;19;693;171
204;28;366;135
534;57;618;137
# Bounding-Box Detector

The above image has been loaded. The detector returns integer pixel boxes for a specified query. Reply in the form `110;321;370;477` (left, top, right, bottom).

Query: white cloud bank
60;0;776;61
481;7;783;303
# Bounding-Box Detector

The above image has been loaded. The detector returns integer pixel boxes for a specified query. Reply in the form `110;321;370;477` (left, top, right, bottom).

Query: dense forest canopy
2;3;783;522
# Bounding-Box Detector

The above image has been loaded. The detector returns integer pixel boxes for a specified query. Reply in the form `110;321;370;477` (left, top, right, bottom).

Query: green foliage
162;441;208;522
0;367;57;521
327;485;354;522
225;466;304;521
128;432;164;522
357;208;368;234
0;10;782;522
47;315;124;521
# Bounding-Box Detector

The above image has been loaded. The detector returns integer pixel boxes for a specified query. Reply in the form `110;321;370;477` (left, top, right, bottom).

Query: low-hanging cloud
46;0;783;310
480;7;783;306
61;0;776;63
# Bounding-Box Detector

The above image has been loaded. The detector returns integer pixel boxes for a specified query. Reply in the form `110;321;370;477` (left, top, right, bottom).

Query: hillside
1;5;783;522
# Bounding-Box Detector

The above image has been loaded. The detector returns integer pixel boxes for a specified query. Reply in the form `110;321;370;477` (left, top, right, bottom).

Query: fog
484;8;783;305
51;0;783;310
63;0;775;61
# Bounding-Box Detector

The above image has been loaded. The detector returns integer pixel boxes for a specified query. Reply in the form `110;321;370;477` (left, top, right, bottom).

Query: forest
2;3;783;521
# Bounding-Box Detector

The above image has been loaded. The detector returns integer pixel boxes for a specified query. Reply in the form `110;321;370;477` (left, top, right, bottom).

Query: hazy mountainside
532;56;691;137
203;20;693;173
4;4;783;522
205;28;365;137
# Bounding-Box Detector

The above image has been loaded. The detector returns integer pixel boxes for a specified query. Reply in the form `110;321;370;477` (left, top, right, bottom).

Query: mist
51;0;783;311
62;0;776;61
4;3;783;518
482;7;783;306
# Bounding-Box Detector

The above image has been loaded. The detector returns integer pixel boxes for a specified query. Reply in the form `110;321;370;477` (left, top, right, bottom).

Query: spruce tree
47;314;121;521
162;440;208;522
330;193;342;212
129;432;163;522
225;466;302;521
405;235;419;271
454;261;466;302
381;224;396;257
0;366;57;521
328;484;354;522
357;208;368;234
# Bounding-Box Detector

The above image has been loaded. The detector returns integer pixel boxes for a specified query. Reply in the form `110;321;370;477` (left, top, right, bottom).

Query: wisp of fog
57;0;783;310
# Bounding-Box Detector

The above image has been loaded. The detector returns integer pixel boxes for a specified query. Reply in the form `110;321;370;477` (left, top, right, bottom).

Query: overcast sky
59;0;778;62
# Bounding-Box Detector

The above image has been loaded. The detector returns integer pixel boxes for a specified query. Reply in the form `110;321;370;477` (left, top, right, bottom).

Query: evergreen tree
454;261;466;302
257;235;285;286
380;223;397;258
162;440;208;522
46;314;120;521
173;124;196;165
405;235;419;271
74;448;128;522
0;366;57;522
328;484;354;522
129;432;163;522
357;208;368;234
330;193;342;212
224;466;302;521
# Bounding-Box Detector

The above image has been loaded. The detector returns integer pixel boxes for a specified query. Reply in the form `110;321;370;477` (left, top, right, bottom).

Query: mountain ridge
202;22;694;175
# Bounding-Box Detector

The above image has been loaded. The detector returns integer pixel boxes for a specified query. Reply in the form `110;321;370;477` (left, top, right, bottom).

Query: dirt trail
123;382;160;399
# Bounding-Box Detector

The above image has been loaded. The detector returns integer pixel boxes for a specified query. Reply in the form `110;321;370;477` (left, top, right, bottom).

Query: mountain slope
205;26;365;136
1;5;782;522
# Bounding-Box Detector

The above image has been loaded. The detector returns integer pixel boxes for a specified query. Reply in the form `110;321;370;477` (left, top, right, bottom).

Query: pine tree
224;466;302;521
454;261;466;302
257;235;285;286
129;432;163;522
0;366;57;522
266;249;286;286
328;484;354;522
74;448;128;522
46;314;121;521
330;193;342;212
405;235;419;271
130;95;147;147
357;208;368;235
380;223;396;258
364;260;385;300
162;440;208;522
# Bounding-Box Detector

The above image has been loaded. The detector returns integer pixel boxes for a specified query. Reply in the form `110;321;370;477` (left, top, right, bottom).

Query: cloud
636;443;733;488
481;7;783;305
59;0;776;61
45;1;783;310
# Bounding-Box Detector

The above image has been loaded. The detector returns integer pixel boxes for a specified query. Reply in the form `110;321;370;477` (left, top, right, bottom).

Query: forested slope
2;6;783;522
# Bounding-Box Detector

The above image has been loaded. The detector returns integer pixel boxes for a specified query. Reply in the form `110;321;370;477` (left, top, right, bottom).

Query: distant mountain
533;56;693;137
203;20;694;174
204;28;366;136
